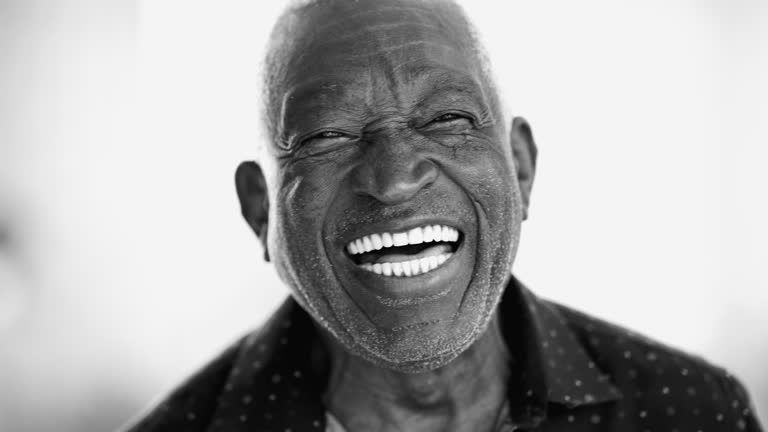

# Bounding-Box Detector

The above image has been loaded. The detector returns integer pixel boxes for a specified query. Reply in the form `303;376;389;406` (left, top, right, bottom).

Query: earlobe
235;161;271;261
510;117;538;220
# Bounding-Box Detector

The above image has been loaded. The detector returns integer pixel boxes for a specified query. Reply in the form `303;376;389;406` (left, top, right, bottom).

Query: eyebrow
407;64;485;94
403;65;492;118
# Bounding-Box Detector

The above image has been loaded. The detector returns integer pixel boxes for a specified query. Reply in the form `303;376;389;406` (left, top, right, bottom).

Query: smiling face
237;0;536;372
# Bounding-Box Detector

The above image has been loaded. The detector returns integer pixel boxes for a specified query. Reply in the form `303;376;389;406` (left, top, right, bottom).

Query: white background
0;1;766;431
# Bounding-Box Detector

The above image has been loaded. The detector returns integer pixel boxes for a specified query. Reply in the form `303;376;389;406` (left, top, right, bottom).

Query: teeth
410;259;422;276
402;261;412;276
371;233;383;250
363;237;373;253
393;232;408;247
356;253;453;277
419;257;430;273
407;227;424;244
346;225;460;256
423;225;434;243
432;224;443;242
441;226;452;242
346;225;460;277
392;262;403;276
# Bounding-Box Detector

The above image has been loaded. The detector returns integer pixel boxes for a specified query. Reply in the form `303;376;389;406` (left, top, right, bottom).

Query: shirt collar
501;276;622;428
207;276;621;431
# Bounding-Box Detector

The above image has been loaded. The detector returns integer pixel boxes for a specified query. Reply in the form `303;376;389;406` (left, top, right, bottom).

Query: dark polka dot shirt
122;276;763;431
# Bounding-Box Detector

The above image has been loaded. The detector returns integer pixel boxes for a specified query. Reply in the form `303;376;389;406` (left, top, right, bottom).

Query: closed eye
315;131;346;139
431;112;467;123
298;129;357;154
301;130;353;144
423;111;476;129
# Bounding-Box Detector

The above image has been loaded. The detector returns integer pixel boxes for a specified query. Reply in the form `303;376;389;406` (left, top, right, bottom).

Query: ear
235;161;270;261
510;117;538;220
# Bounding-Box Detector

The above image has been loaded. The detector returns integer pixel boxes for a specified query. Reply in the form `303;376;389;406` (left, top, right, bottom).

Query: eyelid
423;110;477;127
297;128;358;147
301;128;346;140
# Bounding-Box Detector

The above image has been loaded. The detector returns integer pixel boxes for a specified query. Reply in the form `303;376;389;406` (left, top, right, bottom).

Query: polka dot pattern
122;276;763;432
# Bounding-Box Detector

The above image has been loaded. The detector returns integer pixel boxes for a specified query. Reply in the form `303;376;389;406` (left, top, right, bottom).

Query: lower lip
345;240;465;301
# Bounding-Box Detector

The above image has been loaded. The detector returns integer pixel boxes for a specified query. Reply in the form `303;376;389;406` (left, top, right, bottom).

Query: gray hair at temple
257;0;504;156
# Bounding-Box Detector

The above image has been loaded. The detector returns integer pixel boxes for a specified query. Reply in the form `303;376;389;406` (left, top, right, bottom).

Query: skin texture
320;312;512;431
236;0;537;429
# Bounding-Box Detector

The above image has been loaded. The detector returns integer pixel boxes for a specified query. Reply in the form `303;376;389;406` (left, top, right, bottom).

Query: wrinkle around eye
415;107;482;130
418;121;499;153
292;130;360;159
431;112;472;124
420;116;475;135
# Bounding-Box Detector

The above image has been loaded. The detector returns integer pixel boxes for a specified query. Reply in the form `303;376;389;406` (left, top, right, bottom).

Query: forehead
275;0;487;114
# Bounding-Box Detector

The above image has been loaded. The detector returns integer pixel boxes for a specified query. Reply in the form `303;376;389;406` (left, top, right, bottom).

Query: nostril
377;179;420;204
413;158;438;186
364;158;438;204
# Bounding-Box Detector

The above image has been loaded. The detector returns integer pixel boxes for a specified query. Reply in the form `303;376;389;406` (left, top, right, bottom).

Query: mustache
338;205;420;229
331;189;474;238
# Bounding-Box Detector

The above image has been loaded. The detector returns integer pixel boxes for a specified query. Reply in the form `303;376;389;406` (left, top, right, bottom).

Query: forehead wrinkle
284;76;359;103
299;20;458;67
287;63;487;114
311;4;449;35
309;3;474;56
339;17;473;116
365;14;439;118
333;40;461;62
314;21;445;47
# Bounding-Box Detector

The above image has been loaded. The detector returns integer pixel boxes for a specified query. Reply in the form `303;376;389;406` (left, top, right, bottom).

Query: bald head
261;0;499;147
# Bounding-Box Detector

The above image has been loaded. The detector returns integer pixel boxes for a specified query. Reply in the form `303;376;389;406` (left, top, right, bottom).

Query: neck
320;311;510;432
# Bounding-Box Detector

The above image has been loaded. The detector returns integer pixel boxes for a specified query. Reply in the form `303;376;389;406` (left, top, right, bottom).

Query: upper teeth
347;225;460;255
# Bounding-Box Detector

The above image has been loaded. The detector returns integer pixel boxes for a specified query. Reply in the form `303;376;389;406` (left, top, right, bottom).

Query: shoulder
550;301;761;430
119;297;321;432
120;337;243;432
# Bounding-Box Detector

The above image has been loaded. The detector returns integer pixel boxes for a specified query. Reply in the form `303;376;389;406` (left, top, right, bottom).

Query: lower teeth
359;253;453;277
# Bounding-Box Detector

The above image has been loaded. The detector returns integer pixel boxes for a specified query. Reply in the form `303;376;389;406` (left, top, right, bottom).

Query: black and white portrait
0;1;766;431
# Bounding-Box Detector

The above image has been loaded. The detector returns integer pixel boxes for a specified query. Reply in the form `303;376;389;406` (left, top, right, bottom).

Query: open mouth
346;225;463;277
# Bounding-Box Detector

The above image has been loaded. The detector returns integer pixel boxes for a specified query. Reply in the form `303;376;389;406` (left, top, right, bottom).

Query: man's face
253;0;527;371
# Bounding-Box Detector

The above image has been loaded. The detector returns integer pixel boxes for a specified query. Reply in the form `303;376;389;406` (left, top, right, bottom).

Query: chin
317;202;518;372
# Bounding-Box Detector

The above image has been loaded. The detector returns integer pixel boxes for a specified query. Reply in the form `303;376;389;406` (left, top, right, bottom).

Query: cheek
269;160;343;262
444;137;519;220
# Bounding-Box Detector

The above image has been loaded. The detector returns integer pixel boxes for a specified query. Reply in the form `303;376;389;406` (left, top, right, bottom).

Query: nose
351;135;438;205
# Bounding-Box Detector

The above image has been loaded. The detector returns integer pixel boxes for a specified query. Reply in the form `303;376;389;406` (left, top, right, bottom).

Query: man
126;0;763;430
